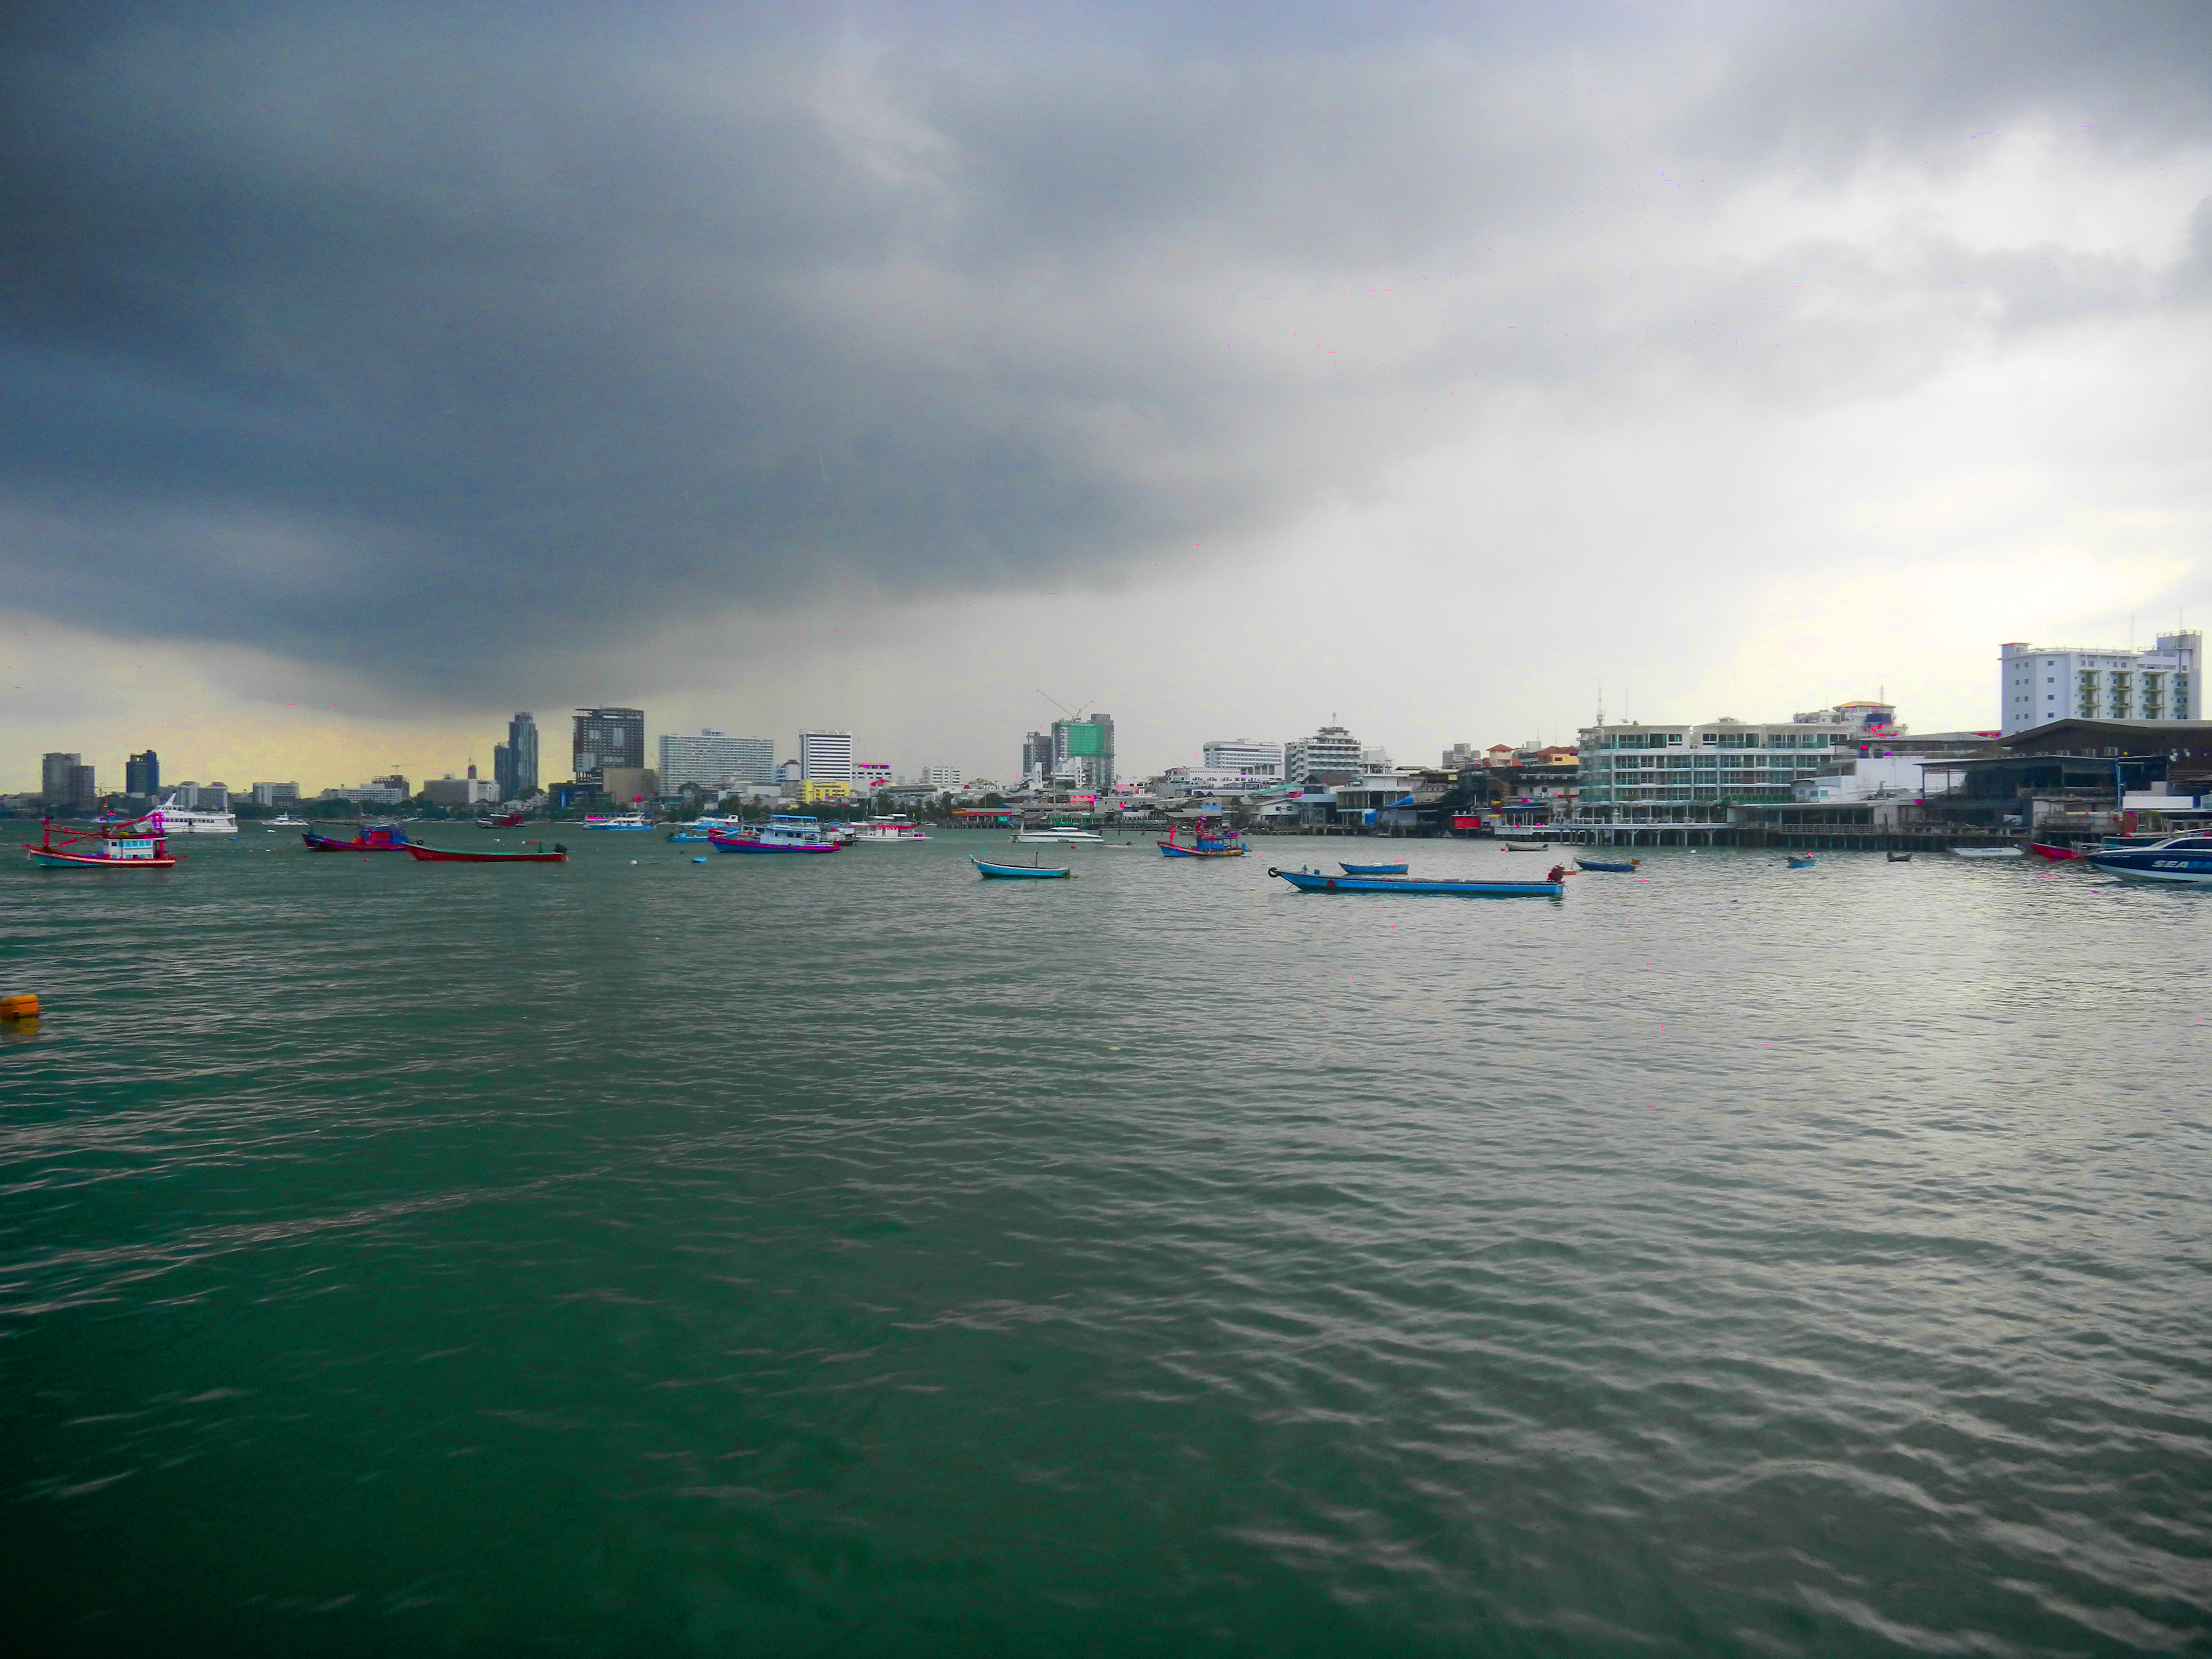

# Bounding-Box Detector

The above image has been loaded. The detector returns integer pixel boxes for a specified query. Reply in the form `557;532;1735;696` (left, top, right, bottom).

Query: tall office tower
1051;713;1115;794
493;743;513;798
1283;724;1364;785
659;730;776;793
41;752;81;803
126;750;160;797
1020;731;1053;784
571;708;643;782
1201;739;1283;779
798;730;856;783
2000;633;2201;734
504;712;540;795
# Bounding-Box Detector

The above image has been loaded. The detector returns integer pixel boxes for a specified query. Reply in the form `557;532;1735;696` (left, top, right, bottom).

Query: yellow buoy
1;993;40;1021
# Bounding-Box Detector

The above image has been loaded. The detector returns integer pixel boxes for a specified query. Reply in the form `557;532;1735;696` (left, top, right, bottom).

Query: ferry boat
144;795;238;835
708;815;843;855
26;818;177;869
855;815;928;842
2082;832;2212;884
1158;816;1246;858
1015;825;1104;844
583;812;655;831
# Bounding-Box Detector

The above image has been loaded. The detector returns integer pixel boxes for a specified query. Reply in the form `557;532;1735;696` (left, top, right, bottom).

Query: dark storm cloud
2;1;2208;690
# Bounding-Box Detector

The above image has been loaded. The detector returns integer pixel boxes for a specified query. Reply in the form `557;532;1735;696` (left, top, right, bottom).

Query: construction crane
1036;690;1095;724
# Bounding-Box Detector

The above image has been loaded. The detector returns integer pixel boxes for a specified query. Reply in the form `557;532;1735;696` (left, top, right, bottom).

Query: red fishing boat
475;811;527;828
26;818;177;869
303;824;412;852
405;842;567;863
2027;842;2082;861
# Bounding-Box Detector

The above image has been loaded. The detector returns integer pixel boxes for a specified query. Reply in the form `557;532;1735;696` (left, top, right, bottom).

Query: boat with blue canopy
1270;865;1562;897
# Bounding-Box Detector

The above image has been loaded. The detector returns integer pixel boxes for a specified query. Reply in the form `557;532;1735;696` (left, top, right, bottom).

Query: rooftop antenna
1595;682;1606;726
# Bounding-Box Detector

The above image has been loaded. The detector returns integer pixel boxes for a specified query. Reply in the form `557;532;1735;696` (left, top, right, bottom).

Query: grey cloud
2;1;2208;697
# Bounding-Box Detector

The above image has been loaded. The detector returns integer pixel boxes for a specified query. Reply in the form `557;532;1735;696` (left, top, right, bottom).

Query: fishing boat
1270;865;1561;897
1786;854;1816;868
972;855;1072;880
1158;815;1246;858
1574;857;1640;873
2082;832;2212;884
1341;861;1410;875
144;795;238;834
2027;842;2081;861
475;811;527;828
854;815;929;842
303;824;413;852
1502;842;1547;852
1014;825;1104;844
1951;845;2025;859
708;815;842;854
583;812;655;831
25;818;177;869
405;842;568;863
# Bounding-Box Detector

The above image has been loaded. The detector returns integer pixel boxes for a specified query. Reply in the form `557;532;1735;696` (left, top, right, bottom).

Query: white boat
1951;845;2025;859
263;814;307;827
583;812;655;831
853;815;929;842
1015;827;1104;844
144;796;238;834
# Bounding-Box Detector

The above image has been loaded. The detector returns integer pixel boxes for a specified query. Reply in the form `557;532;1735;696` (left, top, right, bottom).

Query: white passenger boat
708;814;843;855
854;815;929;842
583;812;655;831
1014;826;1104;844
1951;845;2025;859
144;796;238;834
263;814;307;828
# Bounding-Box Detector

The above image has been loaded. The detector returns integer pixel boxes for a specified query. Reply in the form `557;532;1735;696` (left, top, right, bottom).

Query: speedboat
708;814;843;855
263;813;308;828
855;815;929;842
144;796;238;834
2082;832;2212;884
1951;845;2024;859
584;812;654;831
1016;826;1104;844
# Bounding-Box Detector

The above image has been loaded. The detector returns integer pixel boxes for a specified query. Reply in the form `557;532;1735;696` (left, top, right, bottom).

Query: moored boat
708;815;842;854
1014;825;1103;844
584;812;655;831
2027;842;2080;861
2082;832;2212;884
972;855;1072;879
475;811;527;828
304;824;412;852
263;814;308;828
25;818;177;869
144;796;238;834
1502;842;1547;852
1271;865;1561;897
1952;845;2025;859
405;842;568;863
1341;861;1410;875
855;815;929;842
1575;857;1640;873
1786;854;1816;868
1159;815;1246;858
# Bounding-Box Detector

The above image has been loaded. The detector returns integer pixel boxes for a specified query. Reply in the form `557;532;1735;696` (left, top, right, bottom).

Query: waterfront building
1795;699;1900;737
572;708;645;782
2001;633;2199;735
498;713;540;798
1283;724;1364;786
321;783;408;805
250;782;301;806
40;753;95;812
125;750;160;797
799;730;856;784
1200;739;1283;779
793;778;850;804
659;730;774;794
1576;717;1858;823
601;766;658;804
1050;715;1115;794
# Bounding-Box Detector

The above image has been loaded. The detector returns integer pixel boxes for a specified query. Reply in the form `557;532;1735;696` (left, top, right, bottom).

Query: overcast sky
6;0;2211;789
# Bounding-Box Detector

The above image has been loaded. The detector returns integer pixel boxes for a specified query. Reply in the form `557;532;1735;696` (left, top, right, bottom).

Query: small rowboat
1341;861;1409;875
1786;855;1816;868
1271;866;1561;897
1574;858;1640;873
1887;852;1913;862
1502;842;1547;852
972;856;1072;879
405;843;568;863
1952;846;2025;859
2027;843;2080;861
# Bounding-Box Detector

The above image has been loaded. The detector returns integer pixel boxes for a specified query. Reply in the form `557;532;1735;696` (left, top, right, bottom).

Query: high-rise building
41;752;81;805
799;730;856;783
126;750;160;797
658;730;775;793
571;708;644;782
1020;732;1053;784
250;782;300;806
855;761;891;792
1051;713;1115;794
1201;739;1283;779
1283;724;1364;785
2000;634;2200;735
923;767;963;789
498;712;540;798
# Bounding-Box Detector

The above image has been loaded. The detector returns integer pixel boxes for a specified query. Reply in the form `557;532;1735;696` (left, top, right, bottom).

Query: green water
2;828;2206;1654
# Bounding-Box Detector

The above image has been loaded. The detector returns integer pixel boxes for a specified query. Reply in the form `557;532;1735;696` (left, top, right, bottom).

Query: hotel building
2000;633;2199;735
1576;717;1859;823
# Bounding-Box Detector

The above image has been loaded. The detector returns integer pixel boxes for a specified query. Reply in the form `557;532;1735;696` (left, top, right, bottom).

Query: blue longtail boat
1271;866;1562;897
972;855;1073;880
1341;861;1410;875
1574;857;1640;873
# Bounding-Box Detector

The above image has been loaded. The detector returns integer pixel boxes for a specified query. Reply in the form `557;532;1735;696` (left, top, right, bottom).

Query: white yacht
144;796;238;834
854;815;929;842
1014;825;1104;844
263;813;307;828
583;812;655;831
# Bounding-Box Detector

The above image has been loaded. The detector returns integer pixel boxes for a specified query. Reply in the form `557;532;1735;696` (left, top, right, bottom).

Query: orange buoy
0;994;39;1021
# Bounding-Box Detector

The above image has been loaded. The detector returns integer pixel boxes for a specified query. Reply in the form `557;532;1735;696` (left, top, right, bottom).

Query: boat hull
1575;859;1639;873
304;831;411;852
1951;847;2025;859
2083;851;2212;883
26;847;177;868
1341;863;1410;875
1271;867;1560;897
1158;843;1246;857
404;845;567;863
707;837;841;854
972;857;1071;879
2027;843;2081;861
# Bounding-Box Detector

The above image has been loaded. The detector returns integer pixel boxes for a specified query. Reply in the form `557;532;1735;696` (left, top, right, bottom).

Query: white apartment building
658;730;776;793
2001;633;2199;735
1577;717;1859;822
1199;739;1283;779
1283;724;1364;784
798;730;855;783
855;761;891;791
921;768;963;789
